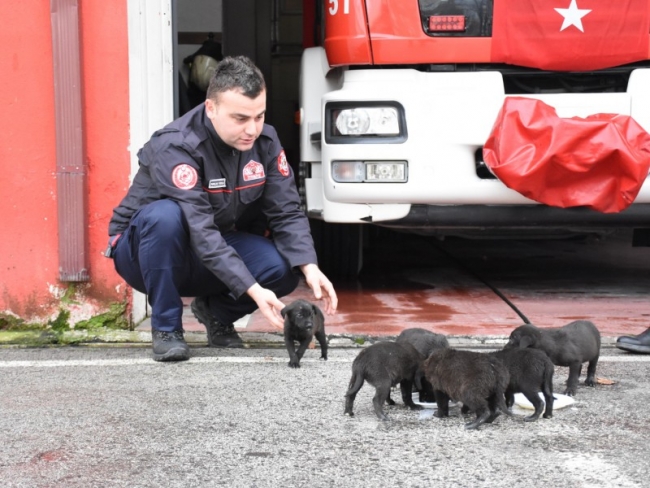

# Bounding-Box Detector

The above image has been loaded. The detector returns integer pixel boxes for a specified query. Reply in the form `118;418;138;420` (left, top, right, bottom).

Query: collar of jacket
202;109;240;158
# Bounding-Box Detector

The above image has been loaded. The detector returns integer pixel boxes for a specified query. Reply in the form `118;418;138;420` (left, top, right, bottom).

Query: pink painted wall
0;1;130;321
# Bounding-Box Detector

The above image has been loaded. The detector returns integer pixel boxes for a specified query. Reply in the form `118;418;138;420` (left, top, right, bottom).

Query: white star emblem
554;0;591;32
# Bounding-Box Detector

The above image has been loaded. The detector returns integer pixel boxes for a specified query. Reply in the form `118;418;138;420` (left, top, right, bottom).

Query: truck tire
309;219;363;279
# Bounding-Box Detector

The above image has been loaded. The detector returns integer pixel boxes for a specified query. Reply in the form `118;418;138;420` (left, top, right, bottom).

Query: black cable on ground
421;236;532;325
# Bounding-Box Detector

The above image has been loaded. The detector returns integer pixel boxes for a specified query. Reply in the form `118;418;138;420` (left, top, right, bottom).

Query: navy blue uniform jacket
108;104;317;298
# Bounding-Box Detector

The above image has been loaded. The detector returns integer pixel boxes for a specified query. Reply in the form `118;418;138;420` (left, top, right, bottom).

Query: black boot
616;328;650;354
191;297;243;348
152;330;190;362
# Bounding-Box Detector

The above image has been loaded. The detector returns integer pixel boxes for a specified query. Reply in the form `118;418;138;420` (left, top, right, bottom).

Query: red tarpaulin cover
491;0;650;71
483;97;650;213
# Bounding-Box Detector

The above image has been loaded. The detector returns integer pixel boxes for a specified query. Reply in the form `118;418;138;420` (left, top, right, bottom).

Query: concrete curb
0;328;621;348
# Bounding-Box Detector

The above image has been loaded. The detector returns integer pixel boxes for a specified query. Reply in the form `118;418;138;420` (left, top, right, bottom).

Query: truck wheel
309;219;363;279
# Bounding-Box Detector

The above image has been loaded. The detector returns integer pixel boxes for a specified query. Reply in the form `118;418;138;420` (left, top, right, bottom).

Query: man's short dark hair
206;56;266;101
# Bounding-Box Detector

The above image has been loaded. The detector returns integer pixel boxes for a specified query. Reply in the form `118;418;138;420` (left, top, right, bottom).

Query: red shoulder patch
277;150;290;177
171;164;198;190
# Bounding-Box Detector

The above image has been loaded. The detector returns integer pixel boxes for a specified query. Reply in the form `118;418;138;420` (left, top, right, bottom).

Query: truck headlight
335;108;398;136
325;102;407;143
332;161;408;183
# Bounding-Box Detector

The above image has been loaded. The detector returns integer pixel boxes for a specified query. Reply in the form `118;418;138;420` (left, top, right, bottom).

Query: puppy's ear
313;304;324;321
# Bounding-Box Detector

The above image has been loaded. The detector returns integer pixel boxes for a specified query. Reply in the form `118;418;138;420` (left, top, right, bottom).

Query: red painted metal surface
323;0;373;65
323;1;650;68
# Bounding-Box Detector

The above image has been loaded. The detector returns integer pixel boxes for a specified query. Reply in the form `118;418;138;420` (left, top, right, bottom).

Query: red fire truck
299;0;650;276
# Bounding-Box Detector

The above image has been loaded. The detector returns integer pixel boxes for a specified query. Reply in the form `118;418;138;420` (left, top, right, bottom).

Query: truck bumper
380;203;650;231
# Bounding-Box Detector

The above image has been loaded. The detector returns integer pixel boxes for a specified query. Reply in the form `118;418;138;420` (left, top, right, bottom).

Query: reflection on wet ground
171;229;650;339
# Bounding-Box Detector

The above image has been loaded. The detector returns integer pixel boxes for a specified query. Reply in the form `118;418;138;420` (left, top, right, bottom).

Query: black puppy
396;328;449;357
281;299;327;368
396;328;449;402
344;341;424;421
506;320;601;396
490;348;555;422
423;348;511;430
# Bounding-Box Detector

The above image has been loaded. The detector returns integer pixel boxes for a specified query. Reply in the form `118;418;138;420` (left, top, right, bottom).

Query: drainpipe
50;0;88;281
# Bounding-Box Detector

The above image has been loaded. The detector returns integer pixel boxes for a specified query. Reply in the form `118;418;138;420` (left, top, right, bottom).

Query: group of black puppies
281;299;601;430
345;320;600;429
345;320;601;429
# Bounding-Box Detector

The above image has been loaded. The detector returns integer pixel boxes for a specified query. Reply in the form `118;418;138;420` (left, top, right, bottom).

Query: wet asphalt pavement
1;345;649;487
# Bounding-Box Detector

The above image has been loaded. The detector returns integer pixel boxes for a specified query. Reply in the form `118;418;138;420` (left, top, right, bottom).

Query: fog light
331;161;407;183
332;161;365;182
366;162;406;182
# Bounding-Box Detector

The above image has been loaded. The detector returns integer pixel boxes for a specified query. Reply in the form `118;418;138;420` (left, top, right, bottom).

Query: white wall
127;0;176;323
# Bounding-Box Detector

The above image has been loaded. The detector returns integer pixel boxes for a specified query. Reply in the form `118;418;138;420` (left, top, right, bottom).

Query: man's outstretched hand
246;283;285;329
299;263;338;315
247;264;337;329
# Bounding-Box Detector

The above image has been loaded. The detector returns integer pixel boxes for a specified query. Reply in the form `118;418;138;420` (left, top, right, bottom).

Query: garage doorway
126;0;308;323
174;0;305;167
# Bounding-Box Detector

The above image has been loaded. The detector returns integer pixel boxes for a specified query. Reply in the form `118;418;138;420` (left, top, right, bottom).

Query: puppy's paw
563;388;576;396
485;411;501;423
409;404;424;411
584;378;596;387
320;355;328;361
288;360;301;368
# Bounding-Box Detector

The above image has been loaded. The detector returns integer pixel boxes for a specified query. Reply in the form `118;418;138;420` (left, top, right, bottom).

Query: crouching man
106;56;337;362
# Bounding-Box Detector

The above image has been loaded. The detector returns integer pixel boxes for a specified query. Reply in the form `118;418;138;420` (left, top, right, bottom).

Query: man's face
205;88;266;151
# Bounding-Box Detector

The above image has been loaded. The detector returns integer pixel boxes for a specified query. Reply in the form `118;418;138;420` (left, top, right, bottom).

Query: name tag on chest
208;178;226;189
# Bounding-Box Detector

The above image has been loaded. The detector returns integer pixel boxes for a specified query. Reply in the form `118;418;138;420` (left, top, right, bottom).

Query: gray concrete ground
1;344;649;488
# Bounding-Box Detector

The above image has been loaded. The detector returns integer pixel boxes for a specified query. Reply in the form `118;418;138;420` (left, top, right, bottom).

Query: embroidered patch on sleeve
243;160;265;181
171;164;198;190
277;150;290;177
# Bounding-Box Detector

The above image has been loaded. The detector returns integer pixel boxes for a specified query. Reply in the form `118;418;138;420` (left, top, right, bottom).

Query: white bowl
514;392;575;410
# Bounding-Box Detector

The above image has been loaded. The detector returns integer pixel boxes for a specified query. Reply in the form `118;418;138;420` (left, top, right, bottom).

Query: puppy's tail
345;371;364;398
542;362;555;398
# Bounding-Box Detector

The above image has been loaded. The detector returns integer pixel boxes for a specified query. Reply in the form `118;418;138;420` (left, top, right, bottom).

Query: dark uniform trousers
112;199;299;332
